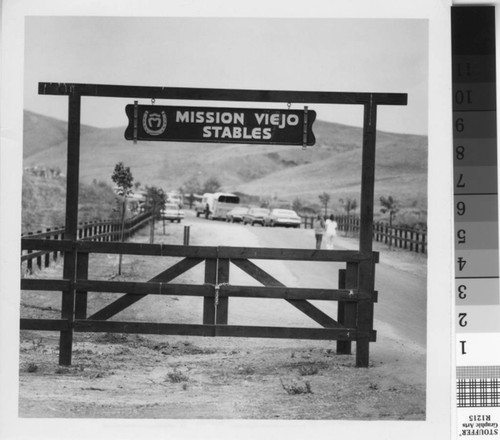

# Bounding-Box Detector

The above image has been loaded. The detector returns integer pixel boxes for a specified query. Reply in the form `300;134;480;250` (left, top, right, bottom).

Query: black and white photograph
1;1;452;439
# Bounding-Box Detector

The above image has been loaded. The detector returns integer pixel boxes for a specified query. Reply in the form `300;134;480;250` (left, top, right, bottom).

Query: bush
280;378;313;395
27;363;38;373
167;369;189;383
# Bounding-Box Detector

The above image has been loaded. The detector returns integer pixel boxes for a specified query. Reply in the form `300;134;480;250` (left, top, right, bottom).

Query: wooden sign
125;104;316;146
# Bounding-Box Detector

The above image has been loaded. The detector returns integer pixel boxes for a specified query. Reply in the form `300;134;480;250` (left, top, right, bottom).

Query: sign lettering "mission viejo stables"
125;104;316;146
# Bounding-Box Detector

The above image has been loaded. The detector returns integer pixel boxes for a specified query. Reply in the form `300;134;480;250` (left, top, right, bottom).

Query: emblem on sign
143;110;167;136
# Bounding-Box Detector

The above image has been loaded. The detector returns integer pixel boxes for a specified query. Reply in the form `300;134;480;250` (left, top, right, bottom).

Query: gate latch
214;282;229;307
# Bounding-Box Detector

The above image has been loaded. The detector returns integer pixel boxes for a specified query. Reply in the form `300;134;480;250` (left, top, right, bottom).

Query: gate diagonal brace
230;258;344;329
88;257;204;321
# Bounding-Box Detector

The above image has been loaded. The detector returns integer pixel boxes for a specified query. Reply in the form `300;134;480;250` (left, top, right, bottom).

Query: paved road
182;210;427;348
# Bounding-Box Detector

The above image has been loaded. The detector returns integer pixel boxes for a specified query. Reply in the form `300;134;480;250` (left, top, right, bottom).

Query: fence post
336;269;347;354
36;230;42;269
53;230;59;261
75;251;89;319
44;228;51;268
216;258;230;325
203;259;217;325
337;262;358;355
27;232;33;274
59;92;81;366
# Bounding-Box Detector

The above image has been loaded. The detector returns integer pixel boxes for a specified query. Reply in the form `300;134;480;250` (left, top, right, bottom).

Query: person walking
313;214;325;250
324;214;338;250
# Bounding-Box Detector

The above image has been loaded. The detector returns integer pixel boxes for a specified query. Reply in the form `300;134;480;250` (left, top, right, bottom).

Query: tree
202;177;221;193
179;176;202;208
318;193;330;217
144;186;167;244
380;195;399;249
292;197;303;213
339;197;357;234
111;162;134;275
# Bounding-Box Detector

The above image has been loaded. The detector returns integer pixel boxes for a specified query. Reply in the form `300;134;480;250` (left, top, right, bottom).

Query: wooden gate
21;83;407;367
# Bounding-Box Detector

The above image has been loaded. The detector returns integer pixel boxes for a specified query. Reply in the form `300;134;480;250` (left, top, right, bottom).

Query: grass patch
280;378;313;395
298;365;319;376
237;365;256;375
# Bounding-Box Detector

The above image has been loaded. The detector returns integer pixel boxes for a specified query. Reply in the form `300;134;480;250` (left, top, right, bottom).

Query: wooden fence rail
21;211;152;273
301;215;427;254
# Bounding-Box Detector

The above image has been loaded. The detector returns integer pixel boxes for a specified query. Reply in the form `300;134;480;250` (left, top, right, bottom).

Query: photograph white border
1;1;452;439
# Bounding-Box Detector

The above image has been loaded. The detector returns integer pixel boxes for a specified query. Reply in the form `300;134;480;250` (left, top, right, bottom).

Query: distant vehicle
161;203;185;222
211;193;240;220
263;209;301;228
226;207;249;223
166;192;183;208
195;193;215;218
242;207;271;226
196;192;240;220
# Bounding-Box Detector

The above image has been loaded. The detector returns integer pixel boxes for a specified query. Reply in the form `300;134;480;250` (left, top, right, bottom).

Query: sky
24;16;428;135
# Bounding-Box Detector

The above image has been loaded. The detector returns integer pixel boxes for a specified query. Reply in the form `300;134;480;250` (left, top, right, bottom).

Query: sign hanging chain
133;100;138;144
302;106;309;150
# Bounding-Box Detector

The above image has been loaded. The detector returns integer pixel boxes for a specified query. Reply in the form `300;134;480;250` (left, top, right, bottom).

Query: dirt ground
18;217;426;420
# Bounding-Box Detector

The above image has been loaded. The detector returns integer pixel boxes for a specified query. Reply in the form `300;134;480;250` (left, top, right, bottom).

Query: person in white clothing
324;214;338;250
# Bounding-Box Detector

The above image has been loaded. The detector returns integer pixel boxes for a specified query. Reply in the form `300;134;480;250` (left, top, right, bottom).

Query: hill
21;169;118;233
23;110;427;218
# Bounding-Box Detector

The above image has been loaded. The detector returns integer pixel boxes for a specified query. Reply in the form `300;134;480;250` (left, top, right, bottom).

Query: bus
196;192;240;220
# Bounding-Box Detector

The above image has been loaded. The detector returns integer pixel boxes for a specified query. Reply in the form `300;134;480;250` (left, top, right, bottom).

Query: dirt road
19;212;427;419
186;213;426;346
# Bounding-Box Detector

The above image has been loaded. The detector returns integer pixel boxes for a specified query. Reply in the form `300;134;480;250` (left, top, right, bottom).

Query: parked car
166;191;183;208
226;207;249;223
242;207;271;226
161;203;185;222
263;209;301;228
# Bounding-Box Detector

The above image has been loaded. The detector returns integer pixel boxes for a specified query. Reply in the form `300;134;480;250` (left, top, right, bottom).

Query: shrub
280;378;313;395
167;369;189;383
27;363;38;373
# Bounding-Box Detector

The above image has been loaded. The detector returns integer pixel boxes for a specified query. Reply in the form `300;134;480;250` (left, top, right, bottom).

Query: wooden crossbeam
77;280;211;296
21;278;71;291
39;82;408;106
231;258;343;329
21;318;70;331
88;257;204;320
74;320;374;340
